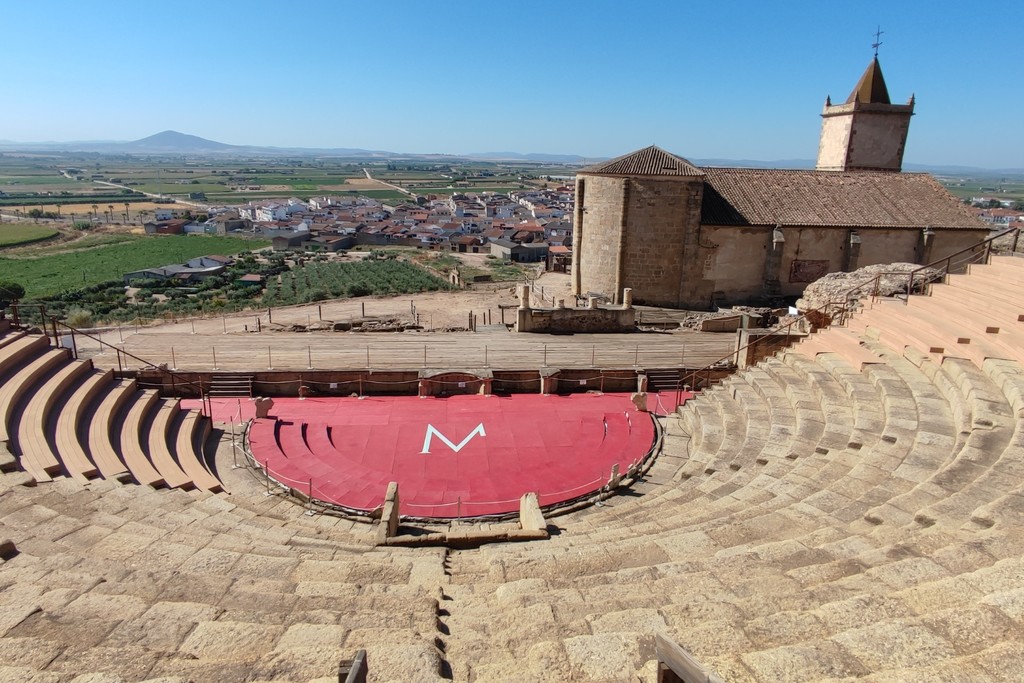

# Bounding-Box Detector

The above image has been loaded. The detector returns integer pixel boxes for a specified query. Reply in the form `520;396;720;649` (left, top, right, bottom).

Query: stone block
518;493;546;531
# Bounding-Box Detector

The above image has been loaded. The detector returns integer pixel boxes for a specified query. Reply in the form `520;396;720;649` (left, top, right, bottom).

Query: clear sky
3;0;1021;168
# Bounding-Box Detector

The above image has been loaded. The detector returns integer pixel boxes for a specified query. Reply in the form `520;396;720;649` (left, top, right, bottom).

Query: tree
0;280;26;307
108;205;114;223
91;204;98;220
1013;200;1024;212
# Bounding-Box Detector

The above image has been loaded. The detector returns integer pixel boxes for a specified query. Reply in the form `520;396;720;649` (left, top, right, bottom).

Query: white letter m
420;423;486;454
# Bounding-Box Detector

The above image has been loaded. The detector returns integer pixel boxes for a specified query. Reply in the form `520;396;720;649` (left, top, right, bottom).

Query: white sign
420;423;486;454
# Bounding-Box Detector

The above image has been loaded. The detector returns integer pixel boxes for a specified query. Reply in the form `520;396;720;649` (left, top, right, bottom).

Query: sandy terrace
77;273;737;372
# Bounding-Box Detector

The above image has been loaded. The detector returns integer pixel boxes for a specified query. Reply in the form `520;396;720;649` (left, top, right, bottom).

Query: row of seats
0;321;221;492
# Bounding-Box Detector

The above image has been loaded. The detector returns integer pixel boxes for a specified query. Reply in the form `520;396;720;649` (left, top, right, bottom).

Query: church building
571;58;988;309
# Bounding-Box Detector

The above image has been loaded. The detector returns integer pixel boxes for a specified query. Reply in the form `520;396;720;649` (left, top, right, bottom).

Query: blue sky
3;0;1021;168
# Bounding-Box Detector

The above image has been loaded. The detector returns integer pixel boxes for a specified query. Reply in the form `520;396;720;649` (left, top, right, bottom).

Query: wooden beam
655;633;724;683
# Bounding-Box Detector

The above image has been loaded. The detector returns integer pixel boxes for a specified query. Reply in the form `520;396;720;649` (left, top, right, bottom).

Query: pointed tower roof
846;57;891;105
581;145;703;177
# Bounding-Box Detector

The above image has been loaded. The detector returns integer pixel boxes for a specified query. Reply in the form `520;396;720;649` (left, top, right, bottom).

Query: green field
0;223;59;248
262;258;452;306
2;234;268;298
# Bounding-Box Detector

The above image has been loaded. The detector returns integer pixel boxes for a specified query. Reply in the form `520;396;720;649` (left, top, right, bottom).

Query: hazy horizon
3;0;1022;168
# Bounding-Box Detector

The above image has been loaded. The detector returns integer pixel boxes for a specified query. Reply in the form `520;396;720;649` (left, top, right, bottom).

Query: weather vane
872;25;884;57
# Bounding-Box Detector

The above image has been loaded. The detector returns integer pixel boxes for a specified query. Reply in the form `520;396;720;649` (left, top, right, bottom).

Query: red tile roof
580;145;703;177
701;168;986;230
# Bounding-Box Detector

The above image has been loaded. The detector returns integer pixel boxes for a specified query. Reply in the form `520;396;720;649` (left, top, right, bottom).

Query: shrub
65;307;94;329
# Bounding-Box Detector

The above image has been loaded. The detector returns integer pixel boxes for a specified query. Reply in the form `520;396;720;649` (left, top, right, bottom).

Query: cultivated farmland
261;258;452;307
0;223;59;248
2;234;268;298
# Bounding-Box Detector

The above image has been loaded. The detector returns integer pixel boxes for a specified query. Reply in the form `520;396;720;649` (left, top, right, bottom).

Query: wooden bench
174;410;223;492
86;380;136;480
903;295;1024;365
0;335;49;378
0;329;26;350
148;400;192;489
793;326;879;369
940;274;1024;314
54;369;113;481
655;633;724;683
928;283;1024;326
972;257;1024;283
859;301;1015;369
119;390;165;487
16;359;94;482
0;348;70;447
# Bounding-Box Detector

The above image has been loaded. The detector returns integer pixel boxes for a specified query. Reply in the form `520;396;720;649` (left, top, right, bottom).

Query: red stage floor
208;394;662;518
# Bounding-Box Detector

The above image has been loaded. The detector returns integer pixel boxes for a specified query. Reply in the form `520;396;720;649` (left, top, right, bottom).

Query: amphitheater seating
0;323;221;494
1;253;1023;681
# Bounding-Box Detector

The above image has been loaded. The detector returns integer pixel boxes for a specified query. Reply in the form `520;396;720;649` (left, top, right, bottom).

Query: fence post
212;346;218;371
307;346;313;369
231;421;238;468
267;346;273;370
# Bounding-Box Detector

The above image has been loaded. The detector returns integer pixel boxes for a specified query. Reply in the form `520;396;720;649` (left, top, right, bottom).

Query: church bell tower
816;55;915;172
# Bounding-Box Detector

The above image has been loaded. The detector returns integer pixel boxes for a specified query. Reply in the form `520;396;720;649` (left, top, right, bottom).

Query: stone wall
516;303;635;333
573;175;625;301
574;174;704;307
816;102;913;172
845;111;912;171
816;114;855;171
620;177;703;306
691;226;989;308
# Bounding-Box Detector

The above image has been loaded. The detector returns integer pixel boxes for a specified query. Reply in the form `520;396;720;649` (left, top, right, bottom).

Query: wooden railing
675;225;1021;402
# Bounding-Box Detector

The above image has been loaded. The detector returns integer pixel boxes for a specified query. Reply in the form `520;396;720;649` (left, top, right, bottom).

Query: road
93;180;210;210
362;168;416;197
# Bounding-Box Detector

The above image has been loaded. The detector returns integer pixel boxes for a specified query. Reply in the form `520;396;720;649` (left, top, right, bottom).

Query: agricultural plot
262;258;452;307
2;234;268;298
0;223;59;248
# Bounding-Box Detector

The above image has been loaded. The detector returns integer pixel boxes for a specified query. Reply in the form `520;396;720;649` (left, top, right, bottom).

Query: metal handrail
674;225;1021;403
49;315;212;417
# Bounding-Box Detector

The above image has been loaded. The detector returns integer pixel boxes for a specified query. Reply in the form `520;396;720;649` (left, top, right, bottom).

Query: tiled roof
580;145;703;177
700;168;987;230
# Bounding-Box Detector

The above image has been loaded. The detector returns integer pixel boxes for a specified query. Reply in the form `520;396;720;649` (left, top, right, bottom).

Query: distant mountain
122;130;236;153
0;133;1020;175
